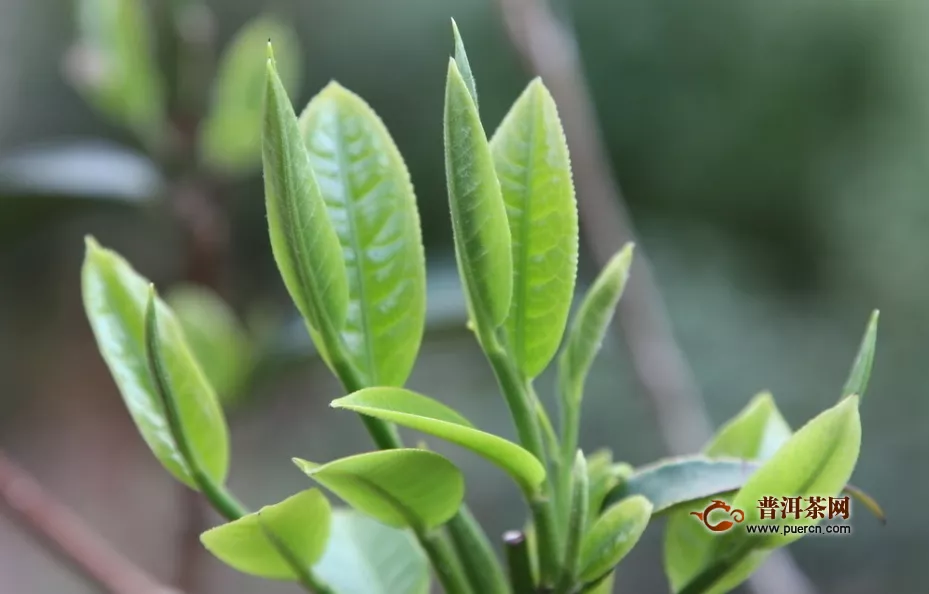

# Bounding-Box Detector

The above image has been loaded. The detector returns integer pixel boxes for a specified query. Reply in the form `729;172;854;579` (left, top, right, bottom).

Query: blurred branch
0;451;180;594
493;2;817;594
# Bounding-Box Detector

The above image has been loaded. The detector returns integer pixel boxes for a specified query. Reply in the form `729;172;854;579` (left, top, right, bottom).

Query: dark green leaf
294;449;464;530
605;456;760;514
263;45;349;336
331;388;545;493
315;509;429;594
491;78;578;379
299;82;426;387
81;238;229;488
201;17;301;173
200;489;330;580
444;58;513;331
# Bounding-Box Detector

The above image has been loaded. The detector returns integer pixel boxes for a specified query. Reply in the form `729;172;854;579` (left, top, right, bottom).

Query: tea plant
81;21;880;594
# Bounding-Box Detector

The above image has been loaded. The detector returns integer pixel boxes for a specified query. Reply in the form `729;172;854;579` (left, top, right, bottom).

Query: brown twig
494;2;817;593
0;451;181;594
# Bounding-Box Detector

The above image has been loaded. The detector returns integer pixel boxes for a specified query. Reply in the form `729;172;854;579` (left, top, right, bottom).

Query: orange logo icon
690;499;746;532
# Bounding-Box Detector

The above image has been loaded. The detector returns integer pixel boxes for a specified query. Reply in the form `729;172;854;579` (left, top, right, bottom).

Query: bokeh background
1;0;926;592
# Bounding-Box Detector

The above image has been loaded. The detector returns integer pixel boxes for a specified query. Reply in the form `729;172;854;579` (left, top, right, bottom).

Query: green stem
503;530;535;594
556;374;580;532
483;340;561;586
555;453;588;593
144;291;331;593
417;528;475;594
447;509;509;594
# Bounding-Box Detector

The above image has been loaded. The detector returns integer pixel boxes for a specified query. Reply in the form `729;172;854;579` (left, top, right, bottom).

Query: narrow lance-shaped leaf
444;58;513;332
842;309;879;400
294;449;464;530
200;17;302;173
559;451;589;588
81;238;229;488
200;489;331;581
578;495;653;585
332;388;546;494
451;19;478;110
492;78;579;379
558;244;633;404
314;509;430;594
263;43;349;336
298;82;426;387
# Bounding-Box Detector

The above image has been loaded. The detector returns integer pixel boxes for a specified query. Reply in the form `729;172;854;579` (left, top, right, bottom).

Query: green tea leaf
730;395;862;547
315;509;429;594
70;0;165;145
200;17;301;173
444;58;513;331
558;244;633;404
578;495;652;584
294;449;464;530
200;489;330;580
663;393;791;593
842;309;879;400
491;78;578;379
81;238;229;488
298;82;426;387
165;284;252;406
331;388;545;493
263;45;349;336
451;19;478;111
605;456;760;514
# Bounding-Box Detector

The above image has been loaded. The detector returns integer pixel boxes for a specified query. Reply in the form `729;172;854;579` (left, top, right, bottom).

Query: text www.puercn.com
745;524;853;536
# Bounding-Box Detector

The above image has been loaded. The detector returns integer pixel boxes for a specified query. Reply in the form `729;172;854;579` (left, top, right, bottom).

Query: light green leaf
491;78;578;379
263;45;349;336
298;82;426;387
730;395;862;547
315;509;429;594
444;58;513;331
578;495;652;584
200;489;330;580
663;393;791;594
451;19;478;111
604;456;760;514
71;0;165;145
200;17;301;173
331;388;545;493
81;238;229;488
558;244;633;404
294;449;464;530
586;451;631;528
705;392;792;460
165;284;252;406
842;309;879;400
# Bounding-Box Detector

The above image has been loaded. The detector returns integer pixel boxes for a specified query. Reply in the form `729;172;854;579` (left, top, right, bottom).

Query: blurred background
0;0;926;592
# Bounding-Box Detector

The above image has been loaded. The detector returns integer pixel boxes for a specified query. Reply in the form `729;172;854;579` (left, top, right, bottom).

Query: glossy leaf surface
558;244;633;403
315;509;429;594
332;388;545;493
444;59;513;330
294;449;463;530
579;495;652;584
200;489;330;580
81;238;229;488
299;83;426;387
491;78;578;379
201;17;301;172
263;46;349;336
